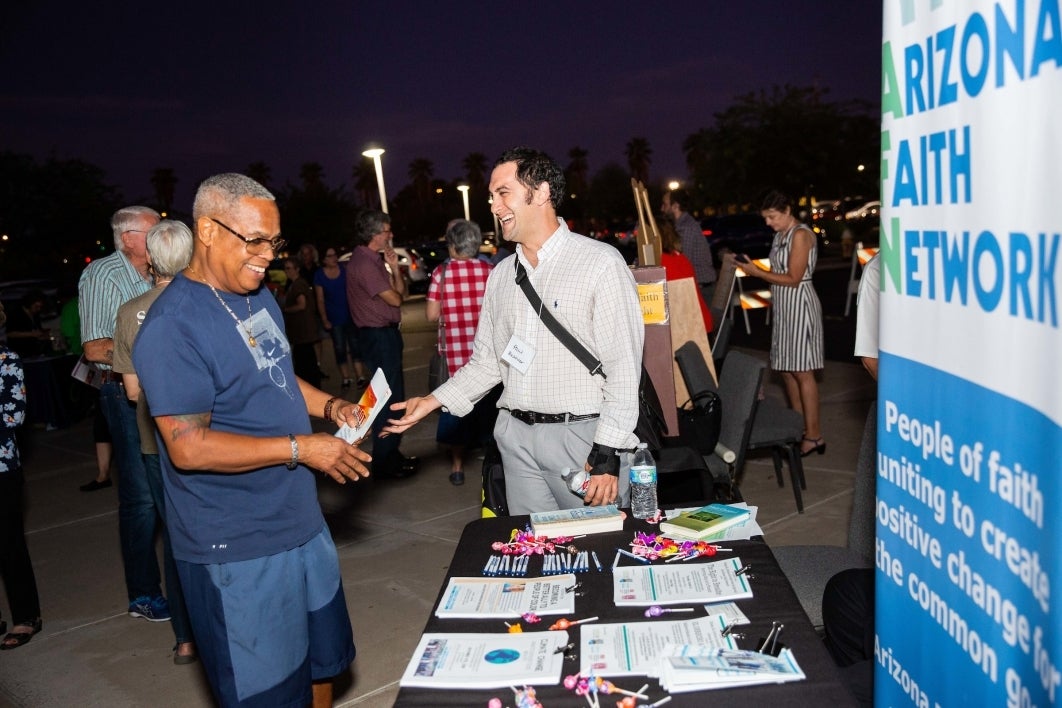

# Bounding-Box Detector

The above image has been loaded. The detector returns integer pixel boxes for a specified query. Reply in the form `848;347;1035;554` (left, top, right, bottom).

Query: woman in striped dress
735;190;825;456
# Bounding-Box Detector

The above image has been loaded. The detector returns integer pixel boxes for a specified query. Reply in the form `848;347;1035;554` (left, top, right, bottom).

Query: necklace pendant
248;335;257;347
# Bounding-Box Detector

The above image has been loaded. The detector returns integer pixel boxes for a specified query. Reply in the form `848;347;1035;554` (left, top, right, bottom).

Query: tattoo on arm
167;413;210;443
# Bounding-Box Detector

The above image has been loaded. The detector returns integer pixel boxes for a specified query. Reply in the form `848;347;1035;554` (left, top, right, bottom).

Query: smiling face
489;161;543;245
198;196;281;294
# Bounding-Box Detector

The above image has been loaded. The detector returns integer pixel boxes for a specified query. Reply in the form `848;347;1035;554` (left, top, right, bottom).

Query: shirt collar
516;218;569;270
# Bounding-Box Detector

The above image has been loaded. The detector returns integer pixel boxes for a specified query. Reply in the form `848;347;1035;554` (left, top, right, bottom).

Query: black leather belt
504;408;600;425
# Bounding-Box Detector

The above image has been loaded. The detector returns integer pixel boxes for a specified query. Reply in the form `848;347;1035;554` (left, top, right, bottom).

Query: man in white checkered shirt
385;147;644;513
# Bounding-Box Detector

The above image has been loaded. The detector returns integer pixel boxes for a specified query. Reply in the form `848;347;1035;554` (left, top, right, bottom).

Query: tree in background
245;161;272;190
461;152;492;231
407;158;435;207
149;168;177;214
625;137;652;185
0;152;122;282
352;159;378;209
277;163;357;254
683;85;878;211
564;146;590;225
461;152;488;190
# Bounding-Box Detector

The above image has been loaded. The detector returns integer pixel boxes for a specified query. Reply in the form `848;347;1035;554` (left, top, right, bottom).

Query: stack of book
529;504;624;537
658;503;751;540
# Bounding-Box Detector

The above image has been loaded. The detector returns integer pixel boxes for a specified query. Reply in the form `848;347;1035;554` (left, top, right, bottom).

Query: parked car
393;247;429;293
700;214;775;265
845;200;880;222
414;241;449;274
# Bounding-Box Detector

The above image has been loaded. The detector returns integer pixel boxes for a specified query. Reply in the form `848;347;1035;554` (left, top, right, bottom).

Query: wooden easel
631;179;662;267
630;182;717;437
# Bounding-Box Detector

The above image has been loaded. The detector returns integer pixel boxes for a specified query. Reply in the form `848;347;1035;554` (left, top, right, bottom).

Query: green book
659;504;751;539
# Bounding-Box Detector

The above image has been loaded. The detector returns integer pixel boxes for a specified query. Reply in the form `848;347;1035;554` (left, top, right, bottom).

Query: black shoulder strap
514;258;606;379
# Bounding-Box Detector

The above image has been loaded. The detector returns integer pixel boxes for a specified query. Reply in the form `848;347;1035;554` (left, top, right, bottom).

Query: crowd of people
0;146;865;705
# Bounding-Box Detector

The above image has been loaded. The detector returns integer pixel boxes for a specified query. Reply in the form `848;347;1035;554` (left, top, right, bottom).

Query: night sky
1;1;882;208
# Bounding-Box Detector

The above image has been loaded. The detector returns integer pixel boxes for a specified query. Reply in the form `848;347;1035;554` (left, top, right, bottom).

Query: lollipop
549;615;600;630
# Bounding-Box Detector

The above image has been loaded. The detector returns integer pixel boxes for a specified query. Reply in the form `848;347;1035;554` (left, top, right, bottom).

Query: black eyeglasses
210;218;286;255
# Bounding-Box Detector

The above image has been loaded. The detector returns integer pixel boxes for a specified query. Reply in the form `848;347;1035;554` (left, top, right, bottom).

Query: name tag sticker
502;334;535;374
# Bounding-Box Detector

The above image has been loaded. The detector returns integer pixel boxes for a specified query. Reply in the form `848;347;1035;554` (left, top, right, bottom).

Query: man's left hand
582;466;619;506
583;443;620;506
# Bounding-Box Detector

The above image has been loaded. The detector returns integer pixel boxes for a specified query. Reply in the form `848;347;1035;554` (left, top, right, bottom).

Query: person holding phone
735;190;825;456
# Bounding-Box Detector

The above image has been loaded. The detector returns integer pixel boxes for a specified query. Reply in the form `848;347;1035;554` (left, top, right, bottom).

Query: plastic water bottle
561;467;590;498
629;443;658;519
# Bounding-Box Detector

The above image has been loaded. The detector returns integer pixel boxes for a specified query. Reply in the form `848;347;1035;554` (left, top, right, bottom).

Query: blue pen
591;550;603;572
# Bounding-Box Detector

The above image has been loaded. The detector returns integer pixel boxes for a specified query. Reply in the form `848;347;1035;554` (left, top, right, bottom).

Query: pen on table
591;550;603;572
615;547;650;564
611;549;621;571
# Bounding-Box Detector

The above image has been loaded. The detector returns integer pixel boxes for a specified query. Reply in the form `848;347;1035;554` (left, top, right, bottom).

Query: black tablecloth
394;516;856;707
22;354;90;428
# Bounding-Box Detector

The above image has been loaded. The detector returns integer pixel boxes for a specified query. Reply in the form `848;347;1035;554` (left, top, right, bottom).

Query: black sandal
800;436;826;457
0;618;43;650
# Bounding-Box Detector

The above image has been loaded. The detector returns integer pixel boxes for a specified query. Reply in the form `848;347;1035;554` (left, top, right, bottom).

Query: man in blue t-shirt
133;173;371;707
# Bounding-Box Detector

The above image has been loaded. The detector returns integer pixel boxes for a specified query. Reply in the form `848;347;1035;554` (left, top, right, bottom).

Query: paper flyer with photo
579;616;734;677
613;557;752;606
335;368;390;443
434;575;577;619
399;630;569;689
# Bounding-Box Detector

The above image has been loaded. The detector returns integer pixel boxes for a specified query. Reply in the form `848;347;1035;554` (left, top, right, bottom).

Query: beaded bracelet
323;396;339;423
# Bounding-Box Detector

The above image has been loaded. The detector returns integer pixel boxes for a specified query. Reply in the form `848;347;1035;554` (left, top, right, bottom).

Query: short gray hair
192;173;275;222
353;210;390;246
445;219;483;258
110;206;161;250
147;220;194;278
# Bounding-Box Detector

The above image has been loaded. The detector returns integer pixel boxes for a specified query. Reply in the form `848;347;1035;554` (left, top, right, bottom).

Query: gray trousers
494;411;631;515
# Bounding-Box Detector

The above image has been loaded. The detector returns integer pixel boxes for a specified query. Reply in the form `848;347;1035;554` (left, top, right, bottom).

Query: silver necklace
187;266;257;347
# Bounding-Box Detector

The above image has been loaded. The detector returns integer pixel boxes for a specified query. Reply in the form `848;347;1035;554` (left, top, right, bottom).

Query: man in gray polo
663;188;716;302
384;147;644;514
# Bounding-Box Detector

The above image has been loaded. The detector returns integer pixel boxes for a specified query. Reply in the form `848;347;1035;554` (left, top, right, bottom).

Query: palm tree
461;152;488;189
566;147;590;200
149;168;177;213
299;162;326;192
352;160;378;208
245;161;272;189
408;158;435;205
625;137;652;185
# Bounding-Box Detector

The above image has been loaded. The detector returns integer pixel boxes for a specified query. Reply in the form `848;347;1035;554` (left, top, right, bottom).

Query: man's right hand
382;395;441;436
299;433;372;484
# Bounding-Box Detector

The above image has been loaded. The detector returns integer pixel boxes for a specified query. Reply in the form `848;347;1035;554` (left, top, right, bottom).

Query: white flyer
400;630;569;689
434;575;577;619
613;557;753;606
579;615;735;677
335;368;390;443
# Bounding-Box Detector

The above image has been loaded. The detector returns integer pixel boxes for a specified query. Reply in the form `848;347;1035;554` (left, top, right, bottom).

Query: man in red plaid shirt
425;220;497;485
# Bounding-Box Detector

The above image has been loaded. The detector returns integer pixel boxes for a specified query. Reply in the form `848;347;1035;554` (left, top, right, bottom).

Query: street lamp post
457;184;470;221
362;147;388;214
